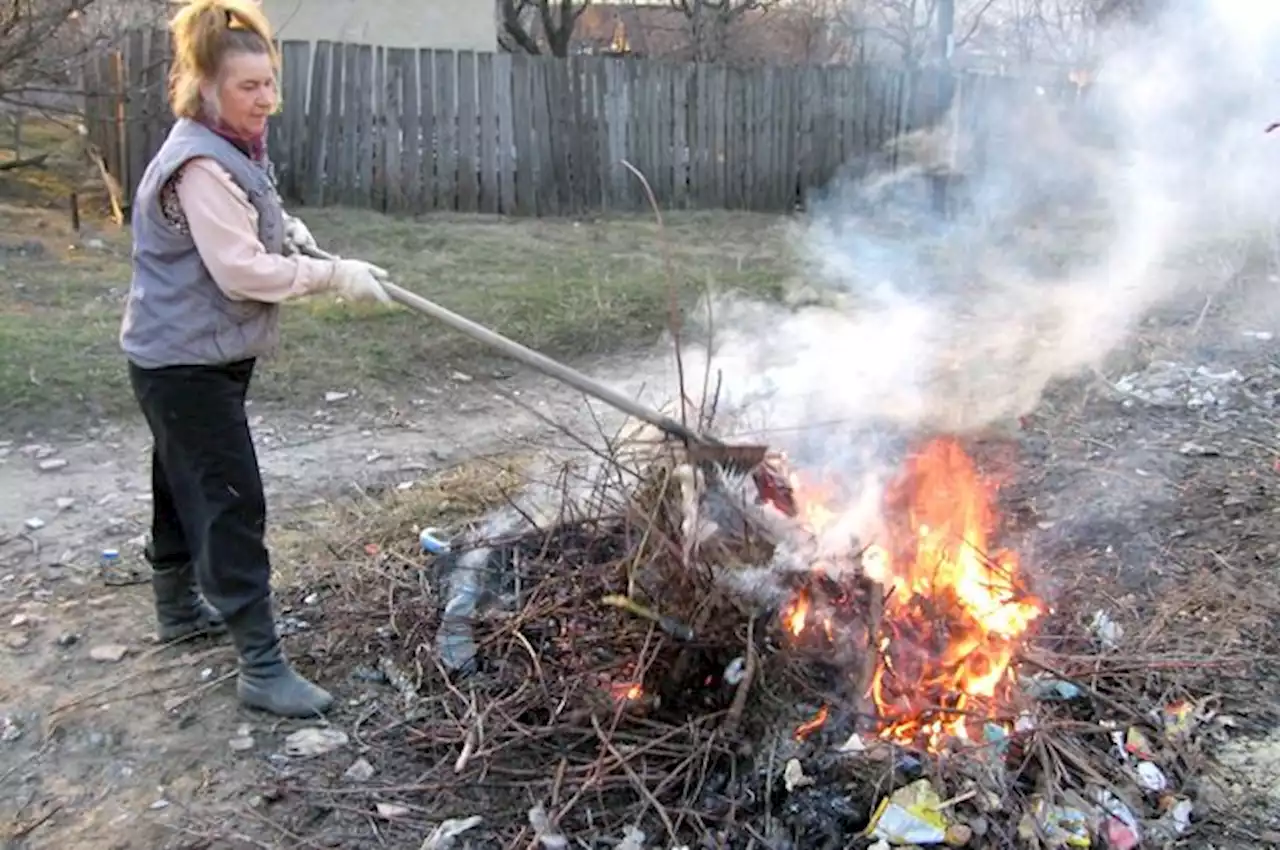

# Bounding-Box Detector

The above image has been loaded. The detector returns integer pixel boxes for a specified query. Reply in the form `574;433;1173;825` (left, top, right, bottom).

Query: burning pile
778;437;1044;752
299;416;1268;850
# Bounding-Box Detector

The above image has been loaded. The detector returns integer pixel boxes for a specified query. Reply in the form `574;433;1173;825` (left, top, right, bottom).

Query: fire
782;587;810;636
795;705;829;740
609;682;644;703
779;437;1043;751
788;471;838;533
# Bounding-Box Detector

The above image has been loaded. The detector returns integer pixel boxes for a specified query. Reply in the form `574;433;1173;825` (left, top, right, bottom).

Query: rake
299;245;794;513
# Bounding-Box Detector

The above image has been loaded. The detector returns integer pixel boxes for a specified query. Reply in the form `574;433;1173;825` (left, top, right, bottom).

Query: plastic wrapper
866;779;950;844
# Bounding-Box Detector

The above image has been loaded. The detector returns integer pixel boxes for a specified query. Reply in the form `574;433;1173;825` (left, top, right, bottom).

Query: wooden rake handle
301;244;716;448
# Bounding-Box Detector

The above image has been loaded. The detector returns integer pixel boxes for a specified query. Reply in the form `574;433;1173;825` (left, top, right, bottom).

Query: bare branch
953;0;999;48
497;0;543;55
668;0;781;62
2;0;165;111
497;0;592;58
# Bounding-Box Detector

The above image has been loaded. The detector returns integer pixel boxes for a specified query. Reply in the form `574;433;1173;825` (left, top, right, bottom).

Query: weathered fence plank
83;37;1035;218
529;59;554;216
302;41;328;205
510;53;535;216
546;59;571;214
434;50;457;211
456;50;479;213
416;50;436;213
671;64;689;209
123;29;147;198
279;40;310;200
494;53;516;215
337;44;358;204
362;45;379;210
603;59;627;209
398;48;422;213
383;48;405;214
477;52;499;215
589;59;609;210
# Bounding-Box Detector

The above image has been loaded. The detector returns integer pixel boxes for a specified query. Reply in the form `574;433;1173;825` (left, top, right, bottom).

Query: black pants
129;358;271;622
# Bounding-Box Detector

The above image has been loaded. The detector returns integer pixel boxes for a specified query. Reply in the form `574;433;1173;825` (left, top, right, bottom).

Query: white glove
282;213;319;256
330;259;392;304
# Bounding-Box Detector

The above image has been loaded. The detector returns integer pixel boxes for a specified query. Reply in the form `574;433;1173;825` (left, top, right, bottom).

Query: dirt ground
0;352;680;849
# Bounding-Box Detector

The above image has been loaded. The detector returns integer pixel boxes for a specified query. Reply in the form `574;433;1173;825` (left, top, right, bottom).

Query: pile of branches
312;430;822;847
295;426;1278;850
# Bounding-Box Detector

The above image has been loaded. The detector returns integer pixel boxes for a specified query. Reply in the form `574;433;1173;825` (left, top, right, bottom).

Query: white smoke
669;0;1280;473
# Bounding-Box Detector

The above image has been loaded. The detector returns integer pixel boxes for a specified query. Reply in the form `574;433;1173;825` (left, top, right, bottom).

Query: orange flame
609;682;644;703
782;588;810;636
795;705;829;740
780;437;1042;750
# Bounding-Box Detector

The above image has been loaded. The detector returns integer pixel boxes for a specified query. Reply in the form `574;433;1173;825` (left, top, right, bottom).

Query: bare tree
1;0;98;107
669;0;778;63
837;0;999;67
1092;0;1162;22
497;0;593;58
970;0;1108;71
1030;0;1099;66
778;0;849;64
2;0;165;110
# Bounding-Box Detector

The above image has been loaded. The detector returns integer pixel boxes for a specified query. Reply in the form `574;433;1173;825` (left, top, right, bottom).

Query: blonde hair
168;0;279;120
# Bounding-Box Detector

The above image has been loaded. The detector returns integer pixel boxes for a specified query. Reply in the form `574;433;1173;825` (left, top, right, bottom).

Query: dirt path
0;355;669;849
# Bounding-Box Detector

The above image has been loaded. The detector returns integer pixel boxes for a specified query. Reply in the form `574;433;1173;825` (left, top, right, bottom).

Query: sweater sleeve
173;157;336;303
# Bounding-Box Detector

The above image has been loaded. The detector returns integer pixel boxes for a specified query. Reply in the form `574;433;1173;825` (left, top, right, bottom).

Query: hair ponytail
168;0;278;119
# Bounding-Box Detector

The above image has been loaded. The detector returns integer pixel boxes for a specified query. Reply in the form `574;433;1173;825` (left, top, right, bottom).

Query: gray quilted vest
120;118;284;369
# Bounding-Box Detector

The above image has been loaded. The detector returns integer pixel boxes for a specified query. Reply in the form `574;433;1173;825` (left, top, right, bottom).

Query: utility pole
932;0;957;217
936;0;955;68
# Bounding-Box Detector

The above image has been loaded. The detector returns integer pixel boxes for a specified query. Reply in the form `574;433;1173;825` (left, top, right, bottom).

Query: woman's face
212;51;277;137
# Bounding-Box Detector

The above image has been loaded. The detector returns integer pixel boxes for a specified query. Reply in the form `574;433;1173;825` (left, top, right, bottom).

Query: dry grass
0;119;792;433
268;454;530;587
0;116;93;208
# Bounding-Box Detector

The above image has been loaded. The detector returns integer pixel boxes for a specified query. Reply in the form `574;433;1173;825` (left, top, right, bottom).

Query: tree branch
497;0;591;58
498;0;543;55
954;0;999;48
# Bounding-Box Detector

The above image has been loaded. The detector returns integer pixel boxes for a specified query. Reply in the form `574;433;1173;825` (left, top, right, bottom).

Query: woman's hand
282;213;319;256
331;259;393;304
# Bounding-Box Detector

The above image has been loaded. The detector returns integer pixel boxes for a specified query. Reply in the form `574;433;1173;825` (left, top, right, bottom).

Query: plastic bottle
419;528;450;555
100;548;121;575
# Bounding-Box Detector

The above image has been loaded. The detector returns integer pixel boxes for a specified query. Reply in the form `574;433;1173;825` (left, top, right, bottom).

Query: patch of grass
0;116;98;209
270;455;527;587
0;205;792;433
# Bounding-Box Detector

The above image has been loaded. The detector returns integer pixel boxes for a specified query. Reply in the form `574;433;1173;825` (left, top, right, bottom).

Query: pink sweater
163;157;335;302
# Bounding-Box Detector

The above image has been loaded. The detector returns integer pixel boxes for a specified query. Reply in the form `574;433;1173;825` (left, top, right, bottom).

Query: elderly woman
120;0;389;717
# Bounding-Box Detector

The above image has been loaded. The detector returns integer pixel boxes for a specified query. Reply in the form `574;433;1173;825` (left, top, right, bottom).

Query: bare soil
0;352;680;849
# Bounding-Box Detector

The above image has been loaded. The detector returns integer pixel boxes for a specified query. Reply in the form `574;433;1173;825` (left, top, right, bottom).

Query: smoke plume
677;0;1280;470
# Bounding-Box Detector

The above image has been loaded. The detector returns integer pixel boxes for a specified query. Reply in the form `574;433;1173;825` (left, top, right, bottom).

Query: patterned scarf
201;114;268;163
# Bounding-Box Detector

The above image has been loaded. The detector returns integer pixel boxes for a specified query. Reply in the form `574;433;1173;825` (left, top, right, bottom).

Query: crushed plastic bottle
419;528;450;555
436;547;488;675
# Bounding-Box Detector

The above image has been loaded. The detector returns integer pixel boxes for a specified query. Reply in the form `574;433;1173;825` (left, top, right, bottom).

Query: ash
1112;360;1246;409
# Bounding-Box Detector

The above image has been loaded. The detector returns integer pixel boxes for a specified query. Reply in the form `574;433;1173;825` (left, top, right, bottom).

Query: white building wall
261;0;497;51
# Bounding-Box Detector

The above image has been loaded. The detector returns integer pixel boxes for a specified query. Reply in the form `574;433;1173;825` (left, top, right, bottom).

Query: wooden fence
82;31;1028;216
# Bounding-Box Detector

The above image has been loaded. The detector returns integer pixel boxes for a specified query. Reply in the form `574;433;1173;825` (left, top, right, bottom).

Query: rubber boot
152;563;227;642
229;598;333;717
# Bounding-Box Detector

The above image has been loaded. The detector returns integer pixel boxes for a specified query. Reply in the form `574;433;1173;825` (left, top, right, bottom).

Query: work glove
282;212;319;256
330;259;393;304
